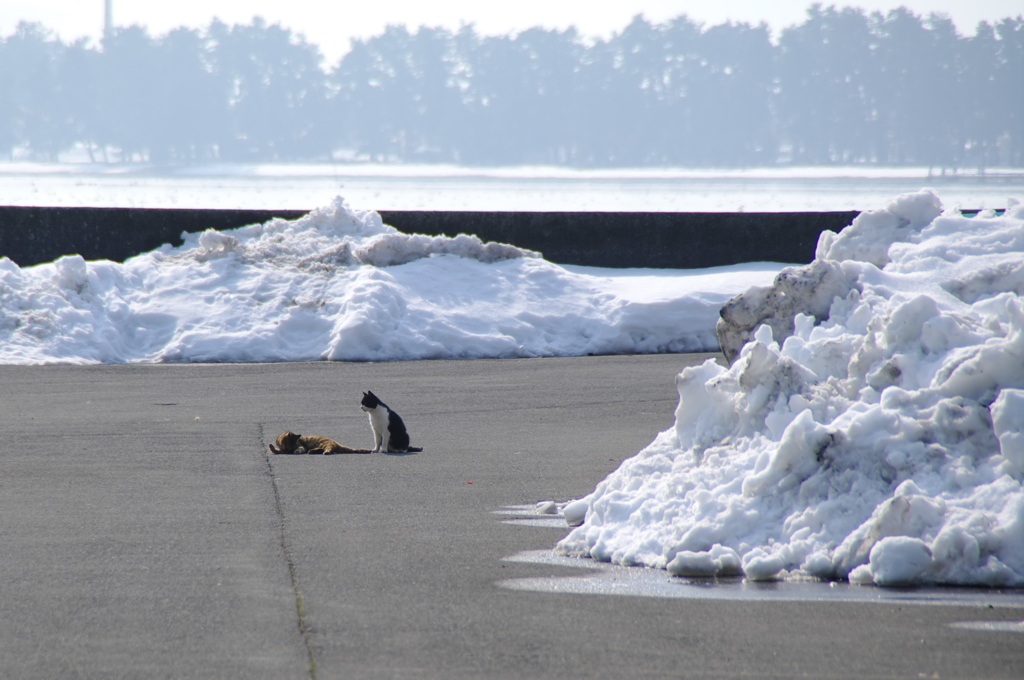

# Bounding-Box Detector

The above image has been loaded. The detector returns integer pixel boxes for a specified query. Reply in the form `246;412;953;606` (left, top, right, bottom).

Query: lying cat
360;391;423;453
269;431;372;455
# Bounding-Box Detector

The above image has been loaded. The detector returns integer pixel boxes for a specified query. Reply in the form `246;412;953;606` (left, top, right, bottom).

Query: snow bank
0;197;781;364
557;191;1024;587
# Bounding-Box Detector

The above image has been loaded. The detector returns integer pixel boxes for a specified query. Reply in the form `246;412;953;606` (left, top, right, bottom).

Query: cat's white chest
366;406;390;450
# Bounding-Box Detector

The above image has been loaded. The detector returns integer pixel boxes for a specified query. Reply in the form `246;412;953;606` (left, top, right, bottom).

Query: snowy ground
1;161;1021;212
557;190;1024;588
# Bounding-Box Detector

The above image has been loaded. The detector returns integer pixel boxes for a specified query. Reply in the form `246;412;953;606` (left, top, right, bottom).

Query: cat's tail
333;446;374;454
405;446;423;453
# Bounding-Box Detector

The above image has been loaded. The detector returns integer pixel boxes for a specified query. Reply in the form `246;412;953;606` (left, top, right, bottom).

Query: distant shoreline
2;160;1022;180
0;165;1019;213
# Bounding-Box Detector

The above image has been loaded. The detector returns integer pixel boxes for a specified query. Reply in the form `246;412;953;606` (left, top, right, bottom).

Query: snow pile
716;190;945;362
0;197;781;364
181;198;539;268
558;191;1024;587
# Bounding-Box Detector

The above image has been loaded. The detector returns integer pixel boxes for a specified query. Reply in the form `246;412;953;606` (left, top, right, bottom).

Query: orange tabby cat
269;431;371;455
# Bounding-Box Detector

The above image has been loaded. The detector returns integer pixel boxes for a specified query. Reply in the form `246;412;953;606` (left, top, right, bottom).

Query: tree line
1;5;1021;168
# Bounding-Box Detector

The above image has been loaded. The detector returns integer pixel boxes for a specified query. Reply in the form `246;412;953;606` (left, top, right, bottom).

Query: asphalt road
1;354;1021;679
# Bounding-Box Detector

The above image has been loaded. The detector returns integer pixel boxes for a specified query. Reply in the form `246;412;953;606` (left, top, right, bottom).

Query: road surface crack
258;423;318;680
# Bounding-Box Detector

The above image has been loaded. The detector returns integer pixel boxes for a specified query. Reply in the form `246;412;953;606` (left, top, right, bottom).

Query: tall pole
103;0;113;45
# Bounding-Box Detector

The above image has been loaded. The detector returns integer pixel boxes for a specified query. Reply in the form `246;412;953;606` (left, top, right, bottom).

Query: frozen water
1;161;1020;212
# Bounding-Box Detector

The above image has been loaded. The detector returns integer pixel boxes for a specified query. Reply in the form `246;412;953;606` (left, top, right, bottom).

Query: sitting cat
360;391;423;453
269;431;371;455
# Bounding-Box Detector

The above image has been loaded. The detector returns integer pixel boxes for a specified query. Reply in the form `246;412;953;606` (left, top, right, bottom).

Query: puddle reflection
498;550;1024;610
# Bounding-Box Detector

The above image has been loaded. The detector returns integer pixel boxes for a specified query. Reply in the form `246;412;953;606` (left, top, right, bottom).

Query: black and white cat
360;391;423;453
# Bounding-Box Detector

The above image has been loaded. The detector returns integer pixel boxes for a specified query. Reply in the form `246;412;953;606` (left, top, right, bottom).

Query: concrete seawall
0;206;858;269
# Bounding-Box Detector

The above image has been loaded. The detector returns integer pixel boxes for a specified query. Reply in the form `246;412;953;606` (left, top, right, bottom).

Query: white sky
1;1;1020;65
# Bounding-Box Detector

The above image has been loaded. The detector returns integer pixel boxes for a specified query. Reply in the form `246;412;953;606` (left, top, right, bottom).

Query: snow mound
557;190;1024;587
0;196;780;364
180;197;540;269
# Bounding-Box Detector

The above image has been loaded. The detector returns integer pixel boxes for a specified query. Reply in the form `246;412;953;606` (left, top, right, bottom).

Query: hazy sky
1;1;1020;64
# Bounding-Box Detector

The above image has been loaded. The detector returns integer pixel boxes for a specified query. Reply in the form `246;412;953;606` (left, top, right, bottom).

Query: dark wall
0;207;307;267
0;206;859;269
381;211;858;268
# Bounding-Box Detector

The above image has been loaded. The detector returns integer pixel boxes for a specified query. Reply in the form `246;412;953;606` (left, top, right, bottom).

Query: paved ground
1;354;1022;679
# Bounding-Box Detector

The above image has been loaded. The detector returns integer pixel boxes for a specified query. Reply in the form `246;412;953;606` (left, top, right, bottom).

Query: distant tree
0;22;69;160
656;15;712;165
403;26;469;161
777;5;877;164
689;21;776;166
512;26;586;164
0;29;23;158
920;13;971;170
95;25;165;161
332;26;427;161
594;15;676;166
450;26;586;164
0;8;1021;169
210;18;329;161
456;30;534;163
147;27;228;163
333;24;467;162
872;8;962;166
54;39;102;160
993;17;1024;166
330;35;389;159
963;22;1004;169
